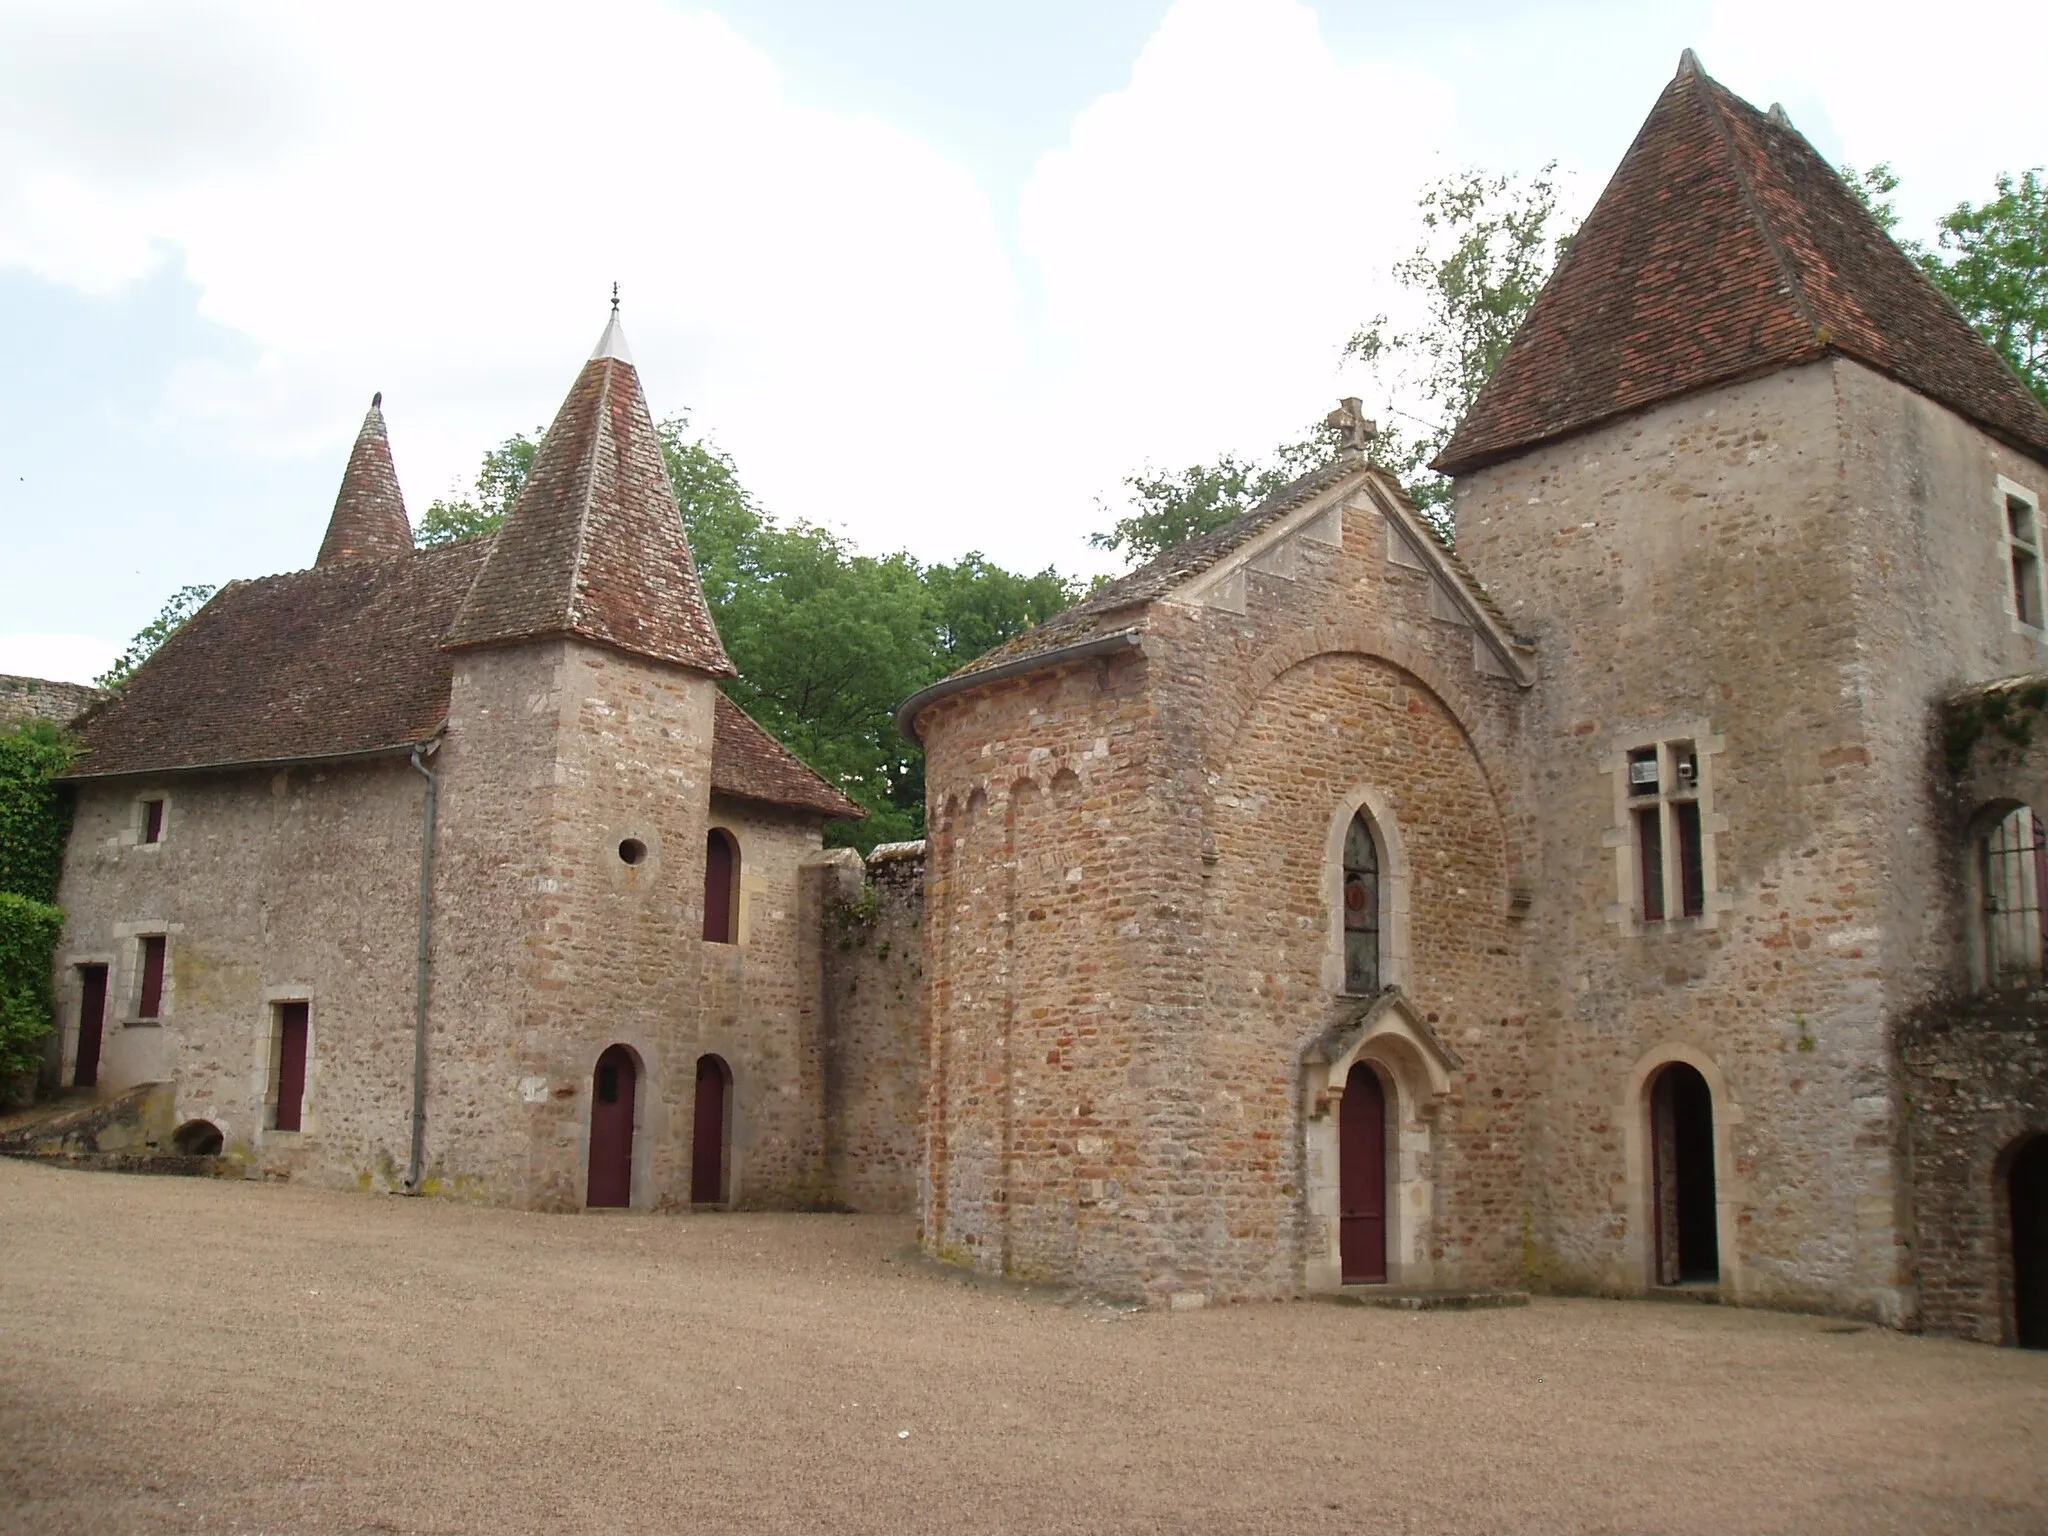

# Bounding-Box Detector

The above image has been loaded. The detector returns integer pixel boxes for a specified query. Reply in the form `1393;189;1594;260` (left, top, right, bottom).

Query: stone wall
54;757;426;1184
1;673;103;728
916;472;1532;1301
818;841;924;1213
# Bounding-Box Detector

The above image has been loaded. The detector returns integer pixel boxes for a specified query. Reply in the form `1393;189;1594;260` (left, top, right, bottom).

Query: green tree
0;721;73;1082
1344;163;1575;522
95;584;217;691
1923;169;2048;409
1841;161;1914;244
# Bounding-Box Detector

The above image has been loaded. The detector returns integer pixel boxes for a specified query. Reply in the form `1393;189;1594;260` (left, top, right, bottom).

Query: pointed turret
443;305;734;675
1436;54;2048;475
316;393;415;566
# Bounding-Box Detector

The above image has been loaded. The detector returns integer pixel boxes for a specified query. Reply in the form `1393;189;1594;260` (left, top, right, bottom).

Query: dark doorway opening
587;1045;637;1209
74;965;107;1089
1339;1061;1388;1284
173;1119;224;1156
703;830;739;944
1651;1062;1719;1285
692;1054;731;1205
2010;1135;2048;1348
273;1002;309;1132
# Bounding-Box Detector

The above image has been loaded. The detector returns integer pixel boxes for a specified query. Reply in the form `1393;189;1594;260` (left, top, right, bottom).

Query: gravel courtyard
1;1161;2043;1535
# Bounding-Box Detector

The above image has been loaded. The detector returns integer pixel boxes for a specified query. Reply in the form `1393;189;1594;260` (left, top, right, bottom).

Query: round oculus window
618;838;648;865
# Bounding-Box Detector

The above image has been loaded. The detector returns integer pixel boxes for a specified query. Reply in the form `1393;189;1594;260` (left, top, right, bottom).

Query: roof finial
1677;47;1700;77
1324;397;1377;457
611;281;620;317
371;390;382;410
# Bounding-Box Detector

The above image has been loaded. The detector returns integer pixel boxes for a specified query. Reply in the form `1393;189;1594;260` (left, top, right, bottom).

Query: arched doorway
587;1045;637;1208
1339;1061;1388;1284
692;1054;732;1206
1650;1062;1719;1285
2011;1135;2048;1348
172;1119;223;1156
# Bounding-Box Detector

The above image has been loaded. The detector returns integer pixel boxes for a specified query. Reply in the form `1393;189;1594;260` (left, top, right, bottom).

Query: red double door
1339;1062;1388;1284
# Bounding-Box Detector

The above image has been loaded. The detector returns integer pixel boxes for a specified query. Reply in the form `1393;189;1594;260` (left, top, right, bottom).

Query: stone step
1329;1286;1531;1311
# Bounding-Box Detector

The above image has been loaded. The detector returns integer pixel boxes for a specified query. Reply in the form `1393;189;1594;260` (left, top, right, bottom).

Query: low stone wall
817;841;924;1213
1899;990;2048;1342
0;674;103;728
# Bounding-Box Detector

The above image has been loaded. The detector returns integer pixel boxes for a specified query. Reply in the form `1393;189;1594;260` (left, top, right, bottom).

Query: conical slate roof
444;315;734;675
316;394;414;565
1435;53;2048;476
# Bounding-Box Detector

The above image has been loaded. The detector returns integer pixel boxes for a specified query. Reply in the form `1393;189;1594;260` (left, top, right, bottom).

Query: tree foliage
96;584;217;691
1090;166;1577;564
0;721;73;1081
1924;169;2048;408
418;431;542;547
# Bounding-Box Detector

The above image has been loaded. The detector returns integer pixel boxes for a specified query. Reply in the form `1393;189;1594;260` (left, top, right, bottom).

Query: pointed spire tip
371;390;382;410
1677;47;1700;77
590;287;634;365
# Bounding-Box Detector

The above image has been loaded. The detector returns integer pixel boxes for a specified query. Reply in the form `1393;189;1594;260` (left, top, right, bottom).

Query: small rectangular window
136;935;166;1019
1635;806;1665;923
1675;800;1705;918
2011;494;2043;627
273;1001;309;1131
141;799;164;844
1627;748;1659;796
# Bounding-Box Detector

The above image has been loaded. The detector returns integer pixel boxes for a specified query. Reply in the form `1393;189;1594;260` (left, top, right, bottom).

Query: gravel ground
1;1160;2044;1535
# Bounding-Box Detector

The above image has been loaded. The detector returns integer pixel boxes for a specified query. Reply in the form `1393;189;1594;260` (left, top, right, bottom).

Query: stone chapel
34;55;2048;1344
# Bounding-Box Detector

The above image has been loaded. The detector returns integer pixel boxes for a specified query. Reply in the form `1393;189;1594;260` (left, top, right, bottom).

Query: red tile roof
1435;58;2048;476
711;693;865;820
444;342;734;676
316;395;415;565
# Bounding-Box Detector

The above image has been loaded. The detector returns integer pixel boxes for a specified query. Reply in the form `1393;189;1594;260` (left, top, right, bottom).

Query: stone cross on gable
1324;396;1376;455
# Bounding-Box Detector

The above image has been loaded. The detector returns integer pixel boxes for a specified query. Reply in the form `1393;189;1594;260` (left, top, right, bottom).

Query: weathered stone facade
1;673;101;728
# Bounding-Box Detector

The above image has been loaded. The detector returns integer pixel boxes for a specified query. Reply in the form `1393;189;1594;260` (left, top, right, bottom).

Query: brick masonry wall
917;478;1531;1300
817;842;923;1213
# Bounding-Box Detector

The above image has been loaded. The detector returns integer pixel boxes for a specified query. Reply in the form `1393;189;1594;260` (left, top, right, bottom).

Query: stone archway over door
588;1046;637;1208
2012;1136;2048;1348
1339;1062;1388;1283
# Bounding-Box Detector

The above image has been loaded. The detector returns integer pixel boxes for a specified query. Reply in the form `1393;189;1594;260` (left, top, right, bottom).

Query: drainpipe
404;739;440;1191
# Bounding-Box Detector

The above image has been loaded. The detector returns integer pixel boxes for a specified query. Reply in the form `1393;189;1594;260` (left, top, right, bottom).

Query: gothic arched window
1343;811;1381;994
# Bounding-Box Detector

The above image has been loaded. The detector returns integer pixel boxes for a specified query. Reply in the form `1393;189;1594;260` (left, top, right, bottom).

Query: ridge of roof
316;394;414;566
444;315;734;675
1436;62;2048;476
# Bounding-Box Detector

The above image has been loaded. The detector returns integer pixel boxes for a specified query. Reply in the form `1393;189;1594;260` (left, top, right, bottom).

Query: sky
2;0;2044;684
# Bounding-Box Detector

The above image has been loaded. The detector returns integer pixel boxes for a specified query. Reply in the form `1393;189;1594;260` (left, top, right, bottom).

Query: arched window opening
1650;1063;1719;1286
2011;1135;2048;1349
1342;811;1381;994
692;1054;733;1206
172;1119;223;1156
1983;806;2048;985
704;829;740;944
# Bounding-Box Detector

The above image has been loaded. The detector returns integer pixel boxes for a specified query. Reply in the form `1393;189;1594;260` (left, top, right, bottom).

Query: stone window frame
1321;787;1410;997
1602;723;1729;933
123;790;171;852
109;919;176;1025
1997;475;2047;638
1962;798;2048;994
704;822;749;946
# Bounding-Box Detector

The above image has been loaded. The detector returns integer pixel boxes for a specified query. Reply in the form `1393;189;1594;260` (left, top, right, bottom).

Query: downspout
404;738;441;1191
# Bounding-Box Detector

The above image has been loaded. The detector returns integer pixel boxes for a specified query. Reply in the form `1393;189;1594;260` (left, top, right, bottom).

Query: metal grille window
1343;812;1381;994
1983;806;2048;984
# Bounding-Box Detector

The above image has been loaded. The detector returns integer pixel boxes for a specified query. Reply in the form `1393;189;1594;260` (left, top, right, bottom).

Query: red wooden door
274;1002;309;1131
692;1056;727;1204
74;965;107;1089
587;1046;636;1208
1339;1062;1388;1283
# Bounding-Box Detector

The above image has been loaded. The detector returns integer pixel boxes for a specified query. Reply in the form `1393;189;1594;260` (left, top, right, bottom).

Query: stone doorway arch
586;1044;640;1209
1301;990;1460;1291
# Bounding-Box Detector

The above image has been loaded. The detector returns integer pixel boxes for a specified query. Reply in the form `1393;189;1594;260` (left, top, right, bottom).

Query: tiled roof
1436;56;2048;476
943;453;1367;683
445;330;734;676
711;693;865;820
316;395;414;565
69;541;490;779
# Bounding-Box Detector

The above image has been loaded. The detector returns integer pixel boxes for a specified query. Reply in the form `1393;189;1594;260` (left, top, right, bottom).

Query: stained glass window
1343;811;1380;994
